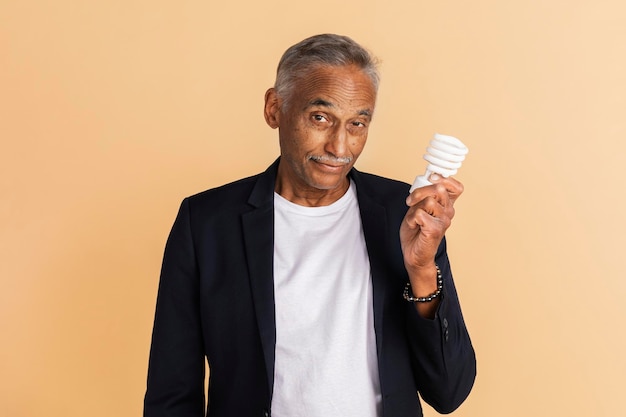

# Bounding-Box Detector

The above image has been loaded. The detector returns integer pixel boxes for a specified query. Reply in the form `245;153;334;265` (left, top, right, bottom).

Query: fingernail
430;173;441;182
405;195;411;205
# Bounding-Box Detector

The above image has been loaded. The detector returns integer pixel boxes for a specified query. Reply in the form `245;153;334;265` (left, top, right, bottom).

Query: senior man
144;33;476;417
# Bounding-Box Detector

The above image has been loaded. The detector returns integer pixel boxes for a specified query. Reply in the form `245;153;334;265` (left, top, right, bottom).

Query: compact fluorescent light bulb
409;133;469;193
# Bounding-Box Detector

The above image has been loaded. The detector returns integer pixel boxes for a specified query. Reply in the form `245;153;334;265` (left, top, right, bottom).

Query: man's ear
264;88;281;129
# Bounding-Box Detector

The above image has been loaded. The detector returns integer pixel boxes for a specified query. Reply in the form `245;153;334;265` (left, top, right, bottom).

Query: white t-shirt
271;181;382;417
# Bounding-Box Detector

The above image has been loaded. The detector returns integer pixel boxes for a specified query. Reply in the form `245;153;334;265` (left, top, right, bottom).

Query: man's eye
352;121;366;127
313;114;327;122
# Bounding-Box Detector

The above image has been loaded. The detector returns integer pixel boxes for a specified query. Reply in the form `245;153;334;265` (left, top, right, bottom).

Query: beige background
2;1;625;416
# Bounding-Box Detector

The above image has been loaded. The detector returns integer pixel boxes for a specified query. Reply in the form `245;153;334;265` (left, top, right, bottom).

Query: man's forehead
305;97;373;117
297;64;375;87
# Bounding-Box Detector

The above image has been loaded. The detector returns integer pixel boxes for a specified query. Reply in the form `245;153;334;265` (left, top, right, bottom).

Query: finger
419;194;446;217
406;177;460;207
406;184;443;207
424;189;456;224
404;207;451;240
407;184;450;212
429;175;464;205
404;197;449;228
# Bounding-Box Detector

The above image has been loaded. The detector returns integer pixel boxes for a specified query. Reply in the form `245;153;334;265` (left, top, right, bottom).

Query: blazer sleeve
144;198;206;417
404;238;476;414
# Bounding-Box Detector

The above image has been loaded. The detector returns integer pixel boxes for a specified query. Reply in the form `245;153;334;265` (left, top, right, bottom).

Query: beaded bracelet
402;263;443;303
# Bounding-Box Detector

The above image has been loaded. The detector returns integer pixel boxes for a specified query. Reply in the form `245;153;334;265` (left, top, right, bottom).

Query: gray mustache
308;155;353;164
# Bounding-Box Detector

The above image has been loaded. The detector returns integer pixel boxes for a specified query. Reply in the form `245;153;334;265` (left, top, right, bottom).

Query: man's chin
307;174;350;192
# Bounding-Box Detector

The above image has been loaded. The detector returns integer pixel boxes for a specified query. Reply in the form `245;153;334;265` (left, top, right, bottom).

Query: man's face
264;64;377;205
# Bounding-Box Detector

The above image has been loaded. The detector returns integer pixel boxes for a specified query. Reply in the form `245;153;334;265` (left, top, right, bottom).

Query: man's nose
324;125;348;157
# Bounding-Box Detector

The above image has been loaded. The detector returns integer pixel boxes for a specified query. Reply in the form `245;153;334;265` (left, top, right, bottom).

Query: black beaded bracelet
403;263;443;303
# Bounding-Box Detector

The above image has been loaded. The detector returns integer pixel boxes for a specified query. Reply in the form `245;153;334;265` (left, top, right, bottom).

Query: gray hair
274;34;380;109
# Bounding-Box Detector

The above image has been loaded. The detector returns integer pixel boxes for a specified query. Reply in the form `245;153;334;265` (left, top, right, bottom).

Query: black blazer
144;159;476;417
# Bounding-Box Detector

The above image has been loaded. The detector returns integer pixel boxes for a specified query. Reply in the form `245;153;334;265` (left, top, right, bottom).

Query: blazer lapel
351;169;389;358
242;160;279;396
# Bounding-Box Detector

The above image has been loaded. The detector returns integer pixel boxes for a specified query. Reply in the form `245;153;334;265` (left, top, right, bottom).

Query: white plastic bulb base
409;174;434;192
